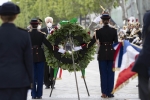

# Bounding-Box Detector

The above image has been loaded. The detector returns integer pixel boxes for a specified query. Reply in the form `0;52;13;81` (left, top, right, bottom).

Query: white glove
73;46;82;51
58;49;66;54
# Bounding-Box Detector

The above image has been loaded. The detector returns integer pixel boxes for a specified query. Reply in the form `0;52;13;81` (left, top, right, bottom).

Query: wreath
44;19;96;72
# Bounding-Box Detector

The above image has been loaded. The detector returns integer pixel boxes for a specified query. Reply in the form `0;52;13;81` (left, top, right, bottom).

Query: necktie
49;28;51;34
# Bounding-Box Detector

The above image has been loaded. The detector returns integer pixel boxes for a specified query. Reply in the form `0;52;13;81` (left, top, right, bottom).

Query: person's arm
43;35;65;53
73;32;97;51
114;29;118;43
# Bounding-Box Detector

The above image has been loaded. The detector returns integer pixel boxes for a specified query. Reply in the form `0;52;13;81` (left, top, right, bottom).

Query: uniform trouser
31;62;44;98
98;60;114;96
44;62;54;87
0;87;28;100
138;74;150;100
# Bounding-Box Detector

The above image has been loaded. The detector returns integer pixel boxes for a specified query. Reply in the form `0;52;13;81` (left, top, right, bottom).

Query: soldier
118;26;127;41
37;18;43;30
74;13;118;98
29;18;65;99
41;17;55;89
131;22;142;46
0;2;33;100
95;13;118;98
132;10;150;100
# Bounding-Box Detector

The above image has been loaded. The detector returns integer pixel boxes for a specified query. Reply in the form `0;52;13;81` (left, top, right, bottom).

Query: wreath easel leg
81;69;90;96
49;67;59;97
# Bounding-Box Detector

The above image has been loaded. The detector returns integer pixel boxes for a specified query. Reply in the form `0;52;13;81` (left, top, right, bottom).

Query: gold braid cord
87;41;91;48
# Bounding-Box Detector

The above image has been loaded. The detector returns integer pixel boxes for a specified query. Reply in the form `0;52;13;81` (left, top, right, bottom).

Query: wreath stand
49;32;90;100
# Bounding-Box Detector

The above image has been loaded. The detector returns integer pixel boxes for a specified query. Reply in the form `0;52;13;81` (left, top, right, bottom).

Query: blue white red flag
112;40;141;93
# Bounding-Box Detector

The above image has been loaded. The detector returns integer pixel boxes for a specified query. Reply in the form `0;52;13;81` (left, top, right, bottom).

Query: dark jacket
29;29;57;62
0;23;33;88
96;25;118;60
132;11;150;77
41;27;49;37
142;11;150;40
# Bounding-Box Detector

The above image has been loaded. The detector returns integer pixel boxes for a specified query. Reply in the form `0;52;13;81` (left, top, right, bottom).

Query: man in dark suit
132;10;150;100
41;17;55;89
0;2;33;100
29;18;65;99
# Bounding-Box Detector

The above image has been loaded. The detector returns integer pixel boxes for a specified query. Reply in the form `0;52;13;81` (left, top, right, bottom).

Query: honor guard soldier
74;13;118;98
29;18;65;99
37;18;43;30
95;13;118;98
131;22;142;46
0;2;33;100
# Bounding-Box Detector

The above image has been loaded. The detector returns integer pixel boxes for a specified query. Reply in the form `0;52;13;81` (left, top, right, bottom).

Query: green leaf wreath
44;22;96;72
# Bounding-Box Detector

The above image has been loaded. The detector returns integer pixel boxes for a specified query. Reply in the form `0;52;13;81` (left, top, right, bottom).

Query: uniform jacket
0;23;33;88
41;27;49;36
29;29;56;62
96;25;118;60
132;11;150;77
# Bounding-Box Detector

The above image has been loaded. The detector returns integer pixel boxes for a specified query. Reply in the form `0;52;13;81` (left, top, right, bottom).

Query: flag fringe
56;78;62;80
113;67;120;71
81;76;86;78
111;73;138;94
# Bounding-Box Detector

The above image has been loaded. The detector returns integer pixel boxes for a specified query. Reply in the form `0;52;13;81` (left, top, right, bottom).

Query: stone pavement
27;54;139;100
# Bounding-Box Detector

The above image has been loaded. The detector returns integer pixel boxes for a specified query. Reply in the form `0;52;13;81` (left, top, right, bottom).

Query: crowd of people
118;18;142;46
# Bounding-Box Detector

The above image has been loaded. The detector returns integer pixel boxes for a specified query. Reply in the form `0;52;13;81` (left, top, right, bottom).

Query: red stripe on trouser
59;68;62;78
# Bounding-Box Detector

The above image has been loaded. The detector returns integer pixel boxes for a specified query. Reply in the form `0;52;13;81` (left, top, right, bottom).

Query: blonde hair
0;15;17;22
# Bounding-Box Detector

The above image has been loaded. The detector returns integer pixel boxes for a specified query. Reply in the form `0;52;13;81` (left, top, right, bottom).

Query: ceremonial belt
32;45;41;49
100;42;112;45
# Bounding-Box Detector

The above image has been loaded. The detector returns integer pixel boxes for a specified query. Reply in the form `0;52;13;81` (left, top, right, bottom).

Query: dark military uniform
82;13;118;98
0;2;33;100
29;19;59;99
132;10;150;100
96;25;118;97
96;25;118;60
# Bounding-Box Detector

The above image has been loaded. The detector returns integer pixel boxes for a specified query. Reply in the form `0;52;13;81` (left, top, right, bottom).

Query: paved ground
27;54;139;100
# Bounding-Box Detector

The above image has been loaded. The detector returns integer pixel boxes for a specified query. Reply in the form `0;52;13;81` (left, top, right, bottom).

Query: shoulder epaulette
39;30;46;35
17;27;28;32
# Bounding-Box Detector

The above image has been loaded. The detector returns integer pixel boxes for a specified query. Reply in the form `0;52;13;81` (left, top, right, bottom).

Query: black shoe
32;97;36;99
36;97;42;99
107;94;114;98
45;86;50;89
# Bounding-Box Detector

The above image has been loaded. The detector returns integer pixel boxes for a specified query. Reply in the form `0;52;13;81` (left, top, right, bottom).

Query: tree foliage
10;0;120;28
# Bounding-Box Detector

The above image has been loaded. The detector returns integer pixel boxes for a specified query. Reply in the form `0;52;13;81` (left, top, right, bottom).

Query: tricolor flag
112;40;142;93
54;68;63;80
113;42;123;71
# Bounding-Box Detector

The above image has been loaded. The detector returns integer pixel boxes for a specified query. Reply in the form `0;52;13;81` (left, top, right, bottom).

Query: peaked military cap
0;2;20;15
101;13;111;19
38;18;43;23
30;18;40;25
